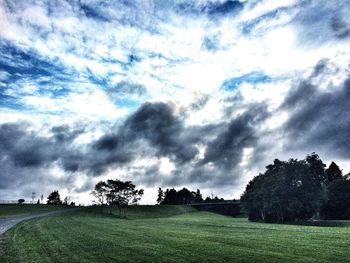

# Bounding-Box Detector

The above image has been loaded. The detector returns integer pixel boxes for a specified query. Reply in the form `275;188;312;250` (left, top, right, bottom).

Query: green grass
85;204;195;219
0;204;68;217
1;206;350;262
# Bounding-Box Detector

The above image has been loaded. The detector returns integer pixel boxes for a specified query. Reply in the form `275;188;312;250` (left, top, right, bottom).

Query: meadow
1;205;350;263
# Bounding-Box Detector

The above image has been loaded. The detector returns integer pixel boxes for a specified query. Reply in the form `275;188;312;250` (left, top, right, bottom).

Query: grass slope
0;204;68;218
1;206;350;263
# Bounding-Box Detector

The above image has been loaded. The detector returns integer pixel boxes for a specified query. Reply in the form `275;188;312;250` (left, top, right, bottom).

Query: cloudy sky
0;0;350;204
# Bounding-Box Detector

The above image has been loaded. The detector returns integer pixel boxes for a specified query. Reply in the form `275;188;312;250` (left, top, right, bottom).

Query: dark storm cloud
0;122;85;170
67;100;269;188
0;99;272;195
92;102;199;167
51;125;85;143
0;122;79;192
202;103;269;170
0;123;55;168
281;61;350;158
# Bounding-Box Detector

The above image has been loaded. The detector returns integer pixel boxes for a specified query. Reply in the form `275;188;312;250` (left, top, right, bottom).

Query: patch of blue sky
221;71;274;91
86;68;112;89
123;54;142;70
0;41;71;83
114;98;140;110
0;93;25;110
37;86;71;98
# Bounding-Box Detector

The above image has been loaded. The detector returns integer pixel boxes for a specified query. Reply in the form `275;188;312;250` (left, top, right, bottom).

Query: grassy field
0;204;69;218
1;205;350;263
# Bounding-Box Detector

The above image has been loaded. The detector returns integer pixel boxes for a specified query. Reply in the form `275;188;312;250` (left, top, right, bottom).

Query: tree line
157;187;226;205
241;153;350;223
17;190;75;206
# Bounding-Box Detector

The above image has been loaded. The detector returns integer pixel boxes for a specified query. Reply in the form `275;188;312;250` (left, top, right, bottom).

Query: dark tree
47;190;62;205
157;187;164;204
91;181;108;210
93;179;144;217
161;188;180;205
194;189;203;203
241;154;327;223
37;199;40;204
320;179;350;219
17;198;25;204
178;188;195;204
161;188;195;205
326;162;343;183
204;197;212;202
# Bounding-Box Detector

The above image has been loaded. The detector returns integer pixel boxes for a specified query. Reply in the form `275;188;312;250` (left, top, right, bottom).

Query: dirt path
0;209;77;235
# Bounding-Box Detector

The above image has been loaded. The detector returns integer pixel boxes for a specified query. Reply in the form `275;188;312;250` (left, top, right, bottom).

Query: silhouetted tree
17;199;25;204
194;189;203;203
93;179;144;217
326;162;343;183
91;181;108;212
47;190;62;205
157;187;164;204
161;188;192;204
178;188;195;204
160;187;225;205
37;199;40;204
161;188;180;205
204;197;212;203
241;154;327;223
321;178;350;219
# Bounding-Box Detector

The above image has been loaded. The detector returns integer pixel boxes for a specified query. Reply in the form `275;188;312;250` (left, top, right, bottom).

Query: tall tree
194;189;203;203
47;190;62;205
157;187;164;204
241;154;327;223
320;179;350;219
91;181;108;212
326;161;343;183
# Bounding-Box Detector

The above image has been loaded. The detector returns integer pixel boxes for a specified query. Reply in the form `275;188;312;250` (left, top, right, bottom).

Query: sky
0;0;350;205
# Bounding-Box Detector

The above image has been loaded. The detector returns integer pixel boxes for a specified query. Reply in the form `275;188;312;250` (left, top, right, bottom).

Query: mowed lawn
0;204;68;218
1;206;350;263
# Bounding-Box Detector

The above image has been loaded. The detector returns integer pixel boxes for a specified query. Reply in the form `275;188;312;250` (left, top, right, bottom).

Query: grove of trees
241;153;349;223
157;187;226;205
91;179;144;217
